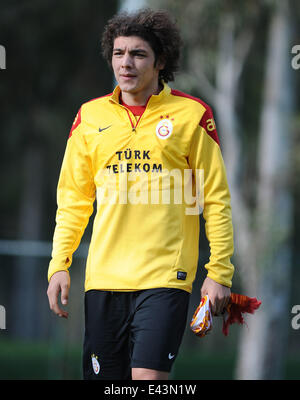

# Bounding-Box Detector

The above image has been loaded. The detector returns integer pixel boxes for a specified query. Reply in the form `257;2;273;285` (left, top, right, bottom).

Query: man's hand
201;276;231;316
47;271;70;319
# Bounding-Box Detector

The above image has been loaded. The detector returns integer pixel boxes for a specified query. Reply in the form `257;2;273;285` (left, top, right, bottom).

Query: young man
47;8;235;380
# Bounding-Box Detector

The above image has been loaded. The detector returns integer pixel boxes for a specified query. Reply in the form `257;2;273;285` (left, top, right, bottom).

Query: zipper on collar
125;108;142;132
110;90;154;132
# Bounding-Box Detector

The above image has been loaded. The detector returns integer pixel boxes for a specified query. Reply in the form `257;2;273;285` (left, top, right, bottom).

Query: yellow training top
48;82;234;293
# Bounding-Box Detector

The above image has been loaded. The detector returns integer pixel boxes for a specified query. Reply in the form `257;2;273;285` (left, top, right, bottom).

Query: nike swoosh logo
99;125;112;133
168;353;175;360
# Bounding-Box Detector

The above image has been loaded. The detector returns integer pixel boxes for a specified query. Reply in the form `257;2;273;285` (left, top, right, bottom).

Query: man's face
112;36;163;98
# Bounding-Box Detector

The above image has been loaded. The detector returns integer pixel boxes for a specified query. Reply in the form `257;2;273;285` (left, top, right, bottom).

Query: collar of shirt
109;81;171;108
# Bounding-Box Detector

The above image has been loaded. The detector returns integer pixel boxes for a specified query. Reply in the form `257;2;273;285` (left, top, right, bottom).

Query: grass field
0;339;299;380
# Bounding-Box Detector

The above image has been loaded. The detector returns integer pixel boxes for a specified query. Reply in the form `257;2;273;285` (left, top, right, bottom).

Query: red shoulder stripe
171;89;220;145
199;107;220;146
171;89;209;107
69;107;81;138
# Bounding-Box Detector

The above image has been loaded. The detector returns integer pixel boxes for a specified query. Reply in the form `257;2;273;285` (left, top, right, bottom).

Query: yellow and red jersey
48;82;234;293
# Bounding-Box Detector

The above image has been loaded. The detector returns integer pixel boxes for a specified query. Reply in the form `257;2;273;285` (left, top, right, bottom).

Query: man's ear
155;56;166;71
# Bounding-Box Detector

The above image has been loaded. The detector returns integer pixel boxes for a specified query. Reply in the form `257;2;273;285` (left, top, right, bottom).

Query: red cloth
222;293;261;336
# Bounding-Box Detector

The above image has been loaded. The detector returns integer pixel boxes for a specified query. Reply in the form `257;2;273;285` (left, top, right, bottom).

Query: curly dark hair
101;8;182;83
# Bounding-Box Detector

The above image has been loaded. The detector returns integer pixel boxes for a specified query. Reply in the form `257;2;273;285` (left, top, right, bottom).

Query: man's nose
122;52;133;68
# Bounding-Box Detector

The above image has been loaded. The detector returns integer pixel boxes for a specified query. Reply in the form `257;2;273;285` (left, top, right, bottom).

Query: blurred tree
235;0;294;379
148;0;297;379
179;0;294;379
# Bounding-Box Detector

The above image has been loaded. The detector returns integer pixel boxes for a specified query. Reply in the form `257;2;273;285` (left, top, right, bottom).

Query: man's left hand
201;276;231;316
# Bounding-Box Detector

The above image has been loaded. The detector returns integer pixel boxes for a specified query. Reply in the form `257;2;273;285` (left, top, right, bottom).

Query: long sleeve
48;109;96;282
188;109;234;287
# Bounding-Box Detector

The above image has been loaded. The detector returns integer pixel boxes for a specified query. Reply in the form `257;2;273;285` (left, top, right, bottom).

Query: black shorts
82;288;190;380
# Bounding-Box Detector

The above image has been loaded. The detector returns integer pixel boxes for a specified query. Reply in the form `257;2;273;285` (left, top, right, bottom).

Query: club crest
91;354;100;375
156;118;173;140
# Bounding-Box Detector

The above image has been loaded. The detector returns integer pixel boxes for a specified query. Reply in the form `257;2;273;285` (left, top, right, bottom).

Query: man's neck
120;81;163;106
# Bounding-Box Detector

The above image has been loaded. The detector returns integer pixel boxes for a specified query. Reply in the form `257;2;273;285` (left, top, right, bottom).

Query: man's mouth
120;74;136;79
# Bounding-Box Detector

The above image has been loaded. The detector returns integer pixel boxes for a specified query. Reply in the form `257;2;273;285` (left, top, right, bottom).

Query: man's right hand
47;271;70;319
